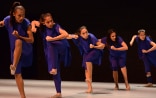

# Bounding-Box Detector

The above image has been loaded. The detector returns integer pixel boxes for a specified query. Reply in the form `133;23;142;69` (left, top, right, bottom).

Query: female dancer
67;26;104;93
130;29;156;87
31;13;71;98
100;28;130;90
0;2;34;98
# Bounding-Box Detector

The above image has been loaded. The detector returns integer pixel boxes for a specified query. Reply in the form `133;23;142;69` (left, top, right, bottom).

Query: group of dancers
0;1;156;98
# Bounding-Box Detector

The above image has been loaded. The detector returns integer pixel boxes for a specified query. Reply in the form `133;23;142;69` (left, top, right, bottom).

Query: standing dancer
67;26;104;93
130;29;156;87
31;13;71;98
100;28;130;90
0;2;34;98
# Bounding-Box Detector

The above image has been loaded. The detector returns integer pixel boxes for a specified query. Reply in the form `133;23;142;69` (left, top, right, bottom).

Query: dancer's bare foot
49;69;57;75
114;84;119;90
85;79;93;93
51;93;62;98
144;83;153;87
10;64;16;75
126;84;130;90
21;96;26;98
126;86;130;90
85;89;93;93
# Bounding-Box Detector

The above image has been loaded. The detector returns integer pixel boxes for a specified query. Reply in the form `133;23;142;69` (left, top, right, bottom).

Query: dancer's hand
90;44;94;48
0;21;4;27
142;49;148;53
12;30;20;38
110;45;116;50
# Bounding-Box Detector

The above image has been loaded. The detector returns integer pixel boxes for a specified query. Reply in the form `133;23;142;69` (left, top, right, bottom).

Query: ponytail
9;2;24;26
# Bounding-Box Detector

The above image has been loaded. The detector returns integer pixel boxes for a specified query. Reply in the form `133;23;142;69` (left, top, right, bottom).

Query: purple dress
40;23;71;93
72;33;103;69
4;16;33;74
101;36;127;71
135;36;156;72
41;23;71;72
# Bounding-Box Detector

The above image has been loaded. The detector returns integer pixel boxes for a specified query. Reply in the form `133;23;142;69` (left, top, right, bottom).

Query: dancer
31;13;71;98
100;28;130;90
67;26;104;93
130;29;156;87
0;1;34;98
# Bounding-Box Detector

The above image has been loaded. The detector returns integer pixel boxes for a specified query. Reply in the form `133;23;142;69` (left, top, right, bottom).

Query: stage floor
0;79;155;98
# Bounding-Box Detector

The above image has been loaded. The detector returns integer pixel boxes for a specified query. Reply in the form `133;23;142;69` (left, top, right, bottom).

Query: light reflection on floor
0;79;155;98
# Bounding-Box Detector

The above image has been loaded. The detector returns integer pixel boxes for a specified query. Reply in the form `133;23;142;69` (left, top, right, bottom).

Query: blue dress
41;23;71;72
4;16;33;74
135;36;156;72
72;33;103;69
101;36;127;70
40;23;71;93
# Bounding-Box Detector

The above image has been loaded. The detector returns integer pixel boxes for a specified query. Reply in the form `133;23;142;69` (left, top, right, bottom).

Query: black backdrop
0;0;156;83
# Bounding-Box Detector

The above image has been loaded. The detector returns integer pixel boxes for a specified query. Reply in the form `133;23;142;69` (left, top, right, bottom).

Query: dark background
0;0;156;84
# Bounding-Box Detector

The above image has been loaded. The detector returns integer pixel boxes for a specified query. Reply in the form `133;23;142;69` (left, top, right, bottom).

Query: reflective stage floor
0;79;155;98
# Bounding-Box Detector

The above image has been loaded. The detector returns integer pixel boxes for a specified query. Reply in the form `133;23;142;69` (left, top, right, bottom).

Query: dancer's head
76;26;89;39
138;29;146;40
39;13;54;28
10;2;25;25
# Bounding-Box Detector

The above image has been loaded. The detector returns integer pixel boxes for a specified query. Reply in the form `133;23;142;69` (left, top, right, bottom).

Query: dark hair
39;13;53;32
9;2;25;26
106;28;118;48
75;25;87;35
